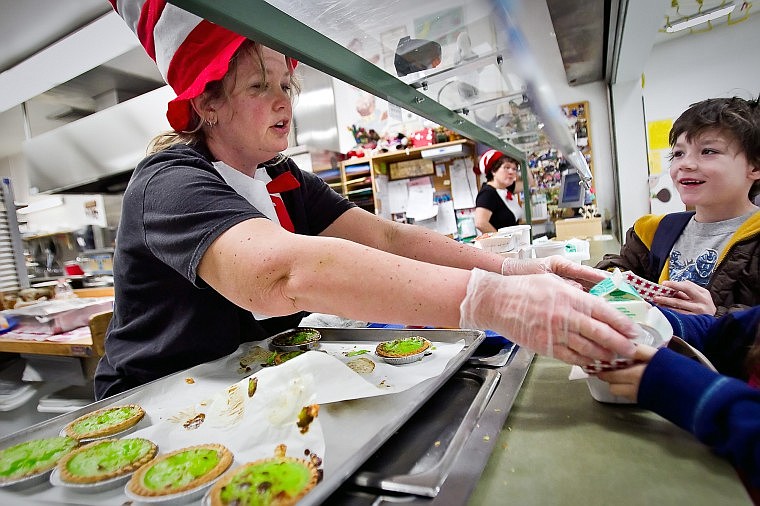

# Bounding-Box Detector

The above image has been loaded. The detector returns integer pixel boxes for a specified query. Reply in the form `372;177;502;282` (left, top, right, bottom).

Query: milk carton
589;269;650;323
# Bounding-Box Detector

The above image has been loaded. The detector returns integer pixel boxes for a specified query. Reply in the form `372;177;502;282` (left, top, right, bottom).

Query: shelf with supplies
312;166;343;188
527;100;597;227
320;140;477;218
368;139;477;225
341;160;374;212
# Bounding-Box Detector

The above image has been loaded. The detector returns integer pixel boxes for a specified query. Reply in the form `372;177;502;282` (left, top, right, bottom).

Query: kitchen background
0;0;758;293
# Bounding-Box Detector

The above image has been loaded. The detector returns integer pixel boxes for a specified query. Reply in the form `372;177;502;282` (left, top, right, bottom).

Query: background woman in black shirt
474;149;529;233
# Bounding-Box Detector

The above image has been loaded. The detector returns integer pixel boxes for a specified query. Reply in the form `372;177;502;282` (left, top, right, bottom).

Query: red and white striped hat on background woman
108;0;295;132
475;149;505;176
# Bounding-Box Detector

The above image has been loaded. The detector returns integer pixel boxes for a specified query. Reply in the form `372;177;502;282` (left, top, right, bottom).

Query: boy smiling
597;96;760;316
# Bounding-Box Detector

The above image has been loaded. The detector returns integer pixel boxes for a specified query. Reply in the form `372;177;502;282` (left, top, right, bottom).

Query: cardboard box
554;217;602;240
389;158;434;180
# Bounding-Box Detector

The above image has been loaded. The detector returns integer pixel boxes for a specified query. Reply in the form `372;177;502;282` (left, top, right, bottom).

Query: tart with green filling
0;436;79;484
126;443;232;497
208;444;319;506
270;328;321;351
57;438;157;484
63;404;145;440
375;336;431;358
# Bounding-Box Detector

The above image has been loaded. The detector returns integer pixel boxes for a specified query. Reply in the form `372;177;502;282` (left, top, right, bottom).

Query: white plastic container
497;225;531;247
473;232;517;254
518;239;566;259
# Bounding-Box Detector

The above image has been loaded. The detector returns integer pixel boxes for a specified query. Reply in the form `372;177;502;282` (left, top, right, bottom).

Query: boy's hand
654;280;716;315
595;344;658;401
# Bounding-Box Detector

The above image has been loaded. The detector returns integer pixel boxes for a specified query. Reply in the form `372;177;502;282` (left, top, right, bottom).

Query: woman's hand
654;280;716;315
460;269;638;365
595;344;658;401
501;256;609;290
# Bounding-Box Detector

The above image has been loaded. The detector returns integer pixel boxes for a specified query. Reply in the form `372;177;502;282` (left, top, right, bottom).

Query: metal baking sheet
302;327;485;504
327;346;534;505
0;327;484;505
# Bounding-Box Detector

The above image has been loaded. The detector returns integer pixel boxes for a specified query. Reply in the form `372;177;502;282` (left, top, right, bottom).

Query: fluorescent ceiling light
665;2;736;33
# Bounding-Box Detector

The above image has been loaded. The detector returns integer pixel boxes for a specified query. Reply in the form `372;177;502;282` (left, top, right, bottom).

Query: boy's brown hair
669;95;760;200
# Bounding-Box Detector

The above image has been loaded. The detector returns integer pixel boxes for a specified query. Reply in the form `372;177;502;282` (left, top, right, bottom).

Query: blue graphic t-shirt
668;212;755;286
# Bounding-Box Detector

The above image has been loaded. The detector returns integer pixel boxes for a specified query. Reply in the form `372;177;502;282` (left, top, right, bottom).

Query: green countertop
469;356;751;505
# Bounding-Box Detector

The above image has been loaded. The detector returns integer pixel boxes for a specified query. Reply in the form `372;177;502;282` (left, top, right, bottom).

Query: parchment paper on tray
113;338;463;454
312;339;465;402
122;338;467;419
126;363;325;470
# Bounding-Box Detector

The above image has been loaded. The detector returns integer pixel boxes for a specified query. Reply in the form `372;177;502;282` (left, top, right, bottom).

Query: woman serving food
95;0;637;399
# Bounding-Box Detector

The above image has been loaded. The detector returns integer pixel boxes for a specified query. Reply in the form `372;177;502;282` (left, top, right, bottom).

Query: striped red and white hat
475;149;504;176
107;0;246;131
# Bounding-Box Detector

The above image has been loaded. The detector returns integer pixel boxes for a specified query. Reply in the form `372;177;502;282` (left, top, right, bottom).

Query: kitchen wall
643;14;760;127
614;12;760;235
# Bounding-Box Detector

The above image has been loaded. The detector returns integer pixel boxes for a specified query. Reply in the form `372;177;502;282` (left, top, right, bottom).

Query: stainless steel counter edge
430;346;534;505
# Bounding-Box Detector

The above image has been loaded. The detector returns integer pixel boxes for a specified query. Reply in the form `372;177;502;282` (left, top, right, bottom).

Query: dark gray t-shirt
94;143;354;399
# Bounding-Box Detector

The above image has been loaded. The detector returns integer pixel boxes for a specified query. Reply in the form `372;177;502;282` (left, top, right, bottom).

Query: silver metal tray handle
353;368;501;497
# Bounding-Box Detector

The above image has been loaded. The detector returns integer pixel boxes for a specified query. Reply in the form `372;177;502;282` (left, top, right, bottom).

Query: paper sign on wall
405;179;437;221
388;179;409;213
647;119;673;152
449;158;476;209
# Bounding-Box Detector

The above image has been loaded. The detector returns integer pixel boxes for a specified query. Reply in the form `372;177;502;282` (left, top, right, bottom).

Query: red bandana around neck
265;171;300;232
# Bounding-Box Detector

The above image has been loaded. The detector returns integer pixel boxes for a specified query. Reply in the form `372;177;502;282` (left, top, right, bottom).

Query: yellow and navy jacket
596;211;760;316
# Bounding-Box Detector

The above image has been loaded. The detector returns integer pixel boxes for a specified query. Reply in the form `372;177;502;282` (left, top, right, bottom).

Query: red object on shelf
410;128;435;147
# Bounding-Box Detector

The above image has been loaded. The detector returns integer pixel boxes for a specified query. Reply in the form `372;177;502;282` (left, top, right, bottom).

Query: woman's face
491;159;518;188
206;46;293;172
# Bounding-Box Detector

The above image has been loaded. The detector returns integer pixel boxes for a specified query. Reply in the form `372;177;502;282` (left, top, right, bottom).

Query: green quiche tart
0;436;79;484
375;336;431;364
57;438;157;484
270;328;321;351
64;404;145;440
208;444;319;506
126;443;233;497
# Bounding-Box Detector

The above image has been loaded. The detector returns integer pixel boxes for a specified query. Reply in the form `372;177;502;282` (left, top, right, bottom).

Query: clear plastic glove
501;256;609;290
460;268;638;365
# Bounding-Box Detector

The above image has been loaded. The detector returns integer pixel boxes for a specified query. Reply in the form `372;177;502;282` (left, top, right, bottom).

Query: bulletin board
389;158;436;180
527;101;594;217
